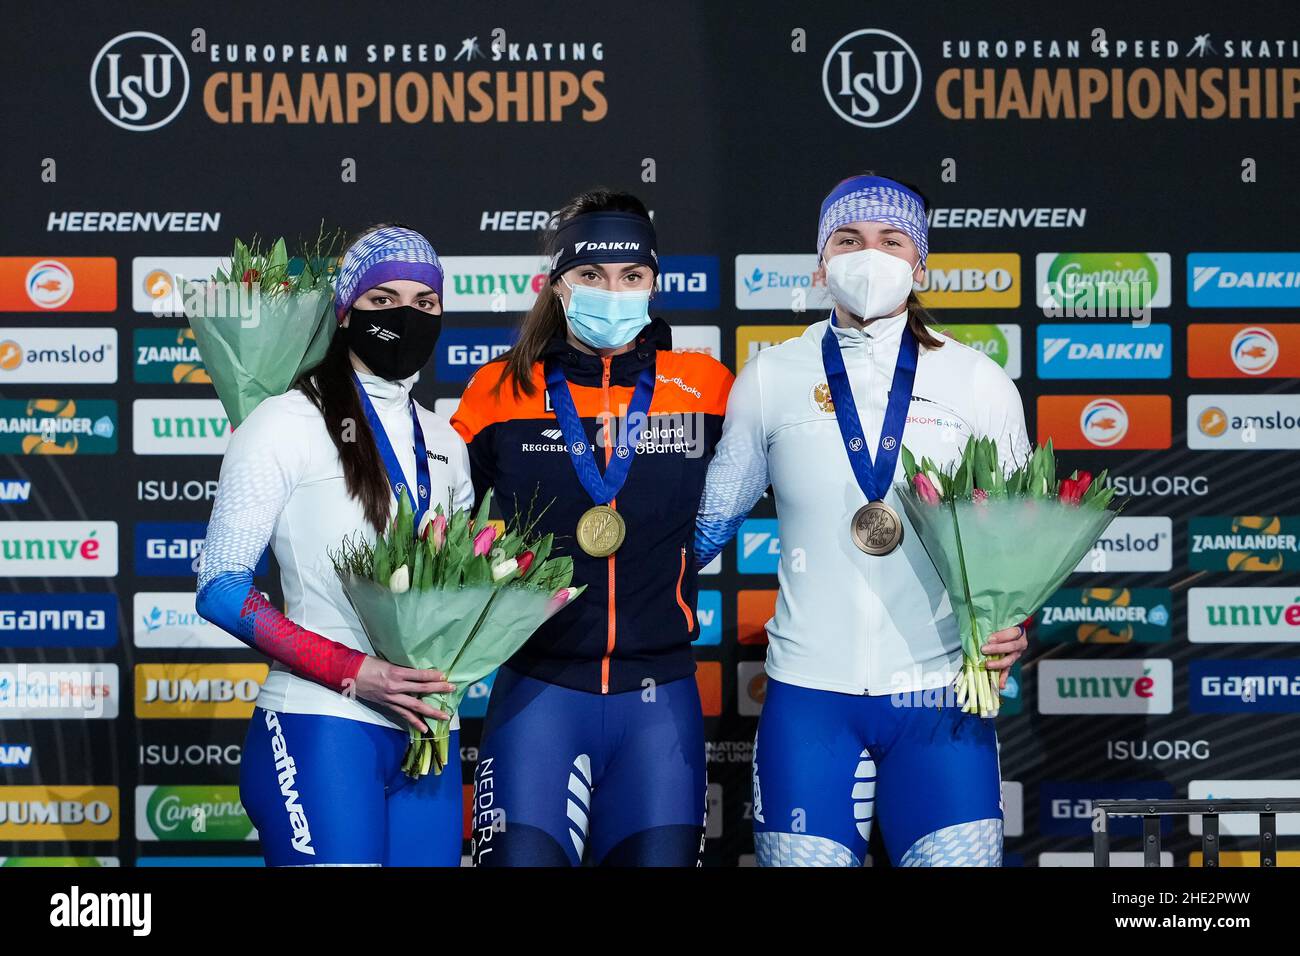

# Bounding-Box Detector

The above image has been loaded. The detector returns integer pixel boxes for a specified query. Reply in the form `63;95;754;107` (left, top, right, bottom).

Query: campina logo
1188;324;1298;378
135;786;255;842
91;32;190;131
823;29;922;128
934;324;1022;378
1036;252;1170;313
1189;253;1300;307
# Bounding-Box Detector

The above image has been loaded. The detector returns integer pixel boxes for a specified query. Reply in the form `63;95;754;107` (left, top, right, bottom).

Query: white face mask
824;248;919;321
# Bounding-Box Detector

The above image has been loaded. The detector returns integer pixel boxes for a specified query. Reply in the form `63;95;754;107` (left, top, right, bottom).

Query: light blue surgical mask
561;277;652;350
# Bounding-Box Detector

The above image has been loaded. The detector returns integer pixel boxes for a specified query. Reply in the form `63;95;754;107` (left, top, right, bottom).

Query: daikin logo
1188;253;1300;307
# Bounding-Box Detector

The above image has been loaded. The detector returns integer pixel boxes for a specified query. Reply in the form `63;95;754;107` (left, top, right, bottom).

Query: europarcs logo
822;29;922;128
91;32;190;131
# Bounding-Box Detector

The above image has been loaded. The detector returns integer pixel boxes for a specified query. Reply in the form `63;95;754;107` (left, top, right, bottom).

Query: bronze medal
577;505;626;557
851;500;903;555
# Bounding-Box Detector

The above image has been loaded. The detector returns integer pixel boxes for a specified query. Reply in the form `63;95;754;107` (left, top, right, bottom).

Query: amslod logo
1073;516;1172;572
1189;253;1300;307
135;785;255;841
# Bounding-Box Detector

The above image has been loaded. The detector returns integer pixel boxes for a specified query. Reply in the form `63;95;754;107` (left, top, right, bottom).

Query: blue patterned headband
335;226;443;321
816;175;928;264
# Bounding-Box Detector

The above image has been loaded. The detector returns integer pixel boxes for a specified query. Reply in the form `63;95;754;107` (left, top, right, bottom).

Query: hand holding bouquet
332;491;583;777
897;437;1121;717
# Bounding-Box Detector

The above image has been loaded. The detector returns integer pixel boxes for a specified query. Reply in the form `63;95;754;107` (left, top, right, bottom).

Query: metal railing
1092;798;1300;867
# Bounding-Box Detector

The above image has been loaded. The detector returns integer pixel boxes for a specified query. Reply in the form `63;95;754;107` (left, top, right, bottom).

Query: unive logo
1036;252;1171;311
655;256;720;310
133;328;209;384
0;787;120;841
1190;659;1300;713
0;399;118;456
693;590;722;646
440;256;548;312
1038;394;1171;450
0;594;118;649
1187;395;1300;451
822;29;922;128
134;664;269;719
1189;324;1300;378
132;399;231;455
91;32;190;131
0;329;118;384
135;786;255;842
737;519;781;574
1190;516;1300;572
915;254;1021;308
133;592;244;649
0;522;119;577
1074;516;1172;573
0;258;117;312
1188;253;1300;308
1189;588;1300;644
1038;659;1173;715
933;324;1022;378
734;255;831;311
436;327;515;383
1036;588;1172;644
1037;324;1171;379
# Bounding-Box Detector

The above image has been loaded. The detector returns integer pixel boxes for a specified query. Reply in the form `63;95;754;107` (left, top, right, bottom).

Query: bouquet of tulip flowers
331;490;583;777
897;437;1121;717
184;226;344;428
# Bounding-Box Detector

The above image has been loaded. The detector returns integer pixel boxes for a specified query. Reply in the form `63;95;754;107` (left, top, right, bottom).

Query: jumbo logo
133;328;210;383
0;258;117;312
1036;252;1171;311
915;254;1020;308
0;787;120;841
1190;516;1300;572
135;786;255;842
1036;587;1172;644
134;664;268;719
0;399;118;455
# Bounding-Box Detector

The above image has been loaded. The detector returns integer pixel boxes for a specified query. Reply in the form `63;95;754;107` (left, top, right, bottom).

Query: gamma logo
91;32;190;131
823;30;922;128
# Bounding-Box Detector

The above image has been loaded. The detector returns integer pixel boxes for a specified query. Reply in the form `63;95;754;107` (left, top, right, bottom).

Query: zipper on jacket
600;355;616;694
676;546;695;631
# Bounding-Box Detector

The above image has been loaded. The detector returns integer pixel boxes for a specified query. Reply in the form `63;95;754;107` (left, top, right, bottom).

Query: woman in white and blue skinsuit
196;226;474;866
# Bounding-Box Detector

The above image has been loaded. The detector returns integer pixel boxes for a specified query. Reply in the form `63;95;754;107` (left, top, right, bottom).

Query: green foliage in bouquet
210;223;345;297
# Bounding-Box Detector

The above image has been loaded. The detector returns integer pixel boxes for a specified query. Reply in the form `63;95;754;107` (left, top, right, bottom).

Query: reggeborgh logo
823;29;922;128
91;32;190;131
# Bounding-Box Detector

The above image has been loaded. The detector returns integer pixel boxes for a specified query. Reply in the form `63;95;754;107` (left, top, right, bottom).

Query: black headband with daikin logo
548;211;659;279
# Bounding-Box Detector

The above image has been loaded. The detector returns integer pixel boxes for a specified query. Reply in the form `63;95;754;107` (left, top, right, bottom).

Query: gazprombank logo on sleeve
0;522;118;577
132;399;230;454
0;786;120;841
134;664;268;719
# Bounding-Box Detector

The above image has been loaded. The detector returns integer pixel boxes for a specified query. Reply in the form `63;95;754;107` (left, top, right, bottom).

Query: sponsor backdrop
1;0;1298;867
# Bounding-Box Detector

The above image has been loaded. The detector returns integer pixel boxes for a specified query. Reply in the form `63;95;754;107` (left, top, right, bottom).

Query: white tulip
491;558;519;582
388;565;411;594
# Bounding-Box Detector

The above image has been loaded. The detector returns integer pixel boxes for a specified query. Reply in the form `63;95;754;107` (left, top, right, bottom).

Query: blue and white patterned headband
816;175;928;265
334;226;444;321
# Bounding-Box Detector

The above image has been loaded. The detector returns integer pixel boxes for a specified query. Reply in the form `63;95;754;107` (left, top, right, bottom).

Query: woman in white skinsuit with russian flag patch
696;174;1032;866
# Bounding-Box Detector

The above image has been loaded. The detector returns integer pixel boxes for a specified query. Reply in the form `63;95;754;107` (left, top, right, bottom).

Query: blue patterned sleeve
695;356;770;568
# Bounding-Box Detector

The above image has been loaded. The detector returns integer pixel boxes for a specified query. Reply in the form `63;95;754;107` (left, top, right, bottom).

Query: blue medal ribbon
820;315;918;502
544;360;657;505
351;372;430;533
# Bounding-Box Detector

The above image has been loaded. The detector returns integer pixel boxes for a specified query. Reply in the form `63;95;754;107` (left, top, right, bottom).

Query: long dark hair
827;171;946;351
295;222;406;534
491;188;652;399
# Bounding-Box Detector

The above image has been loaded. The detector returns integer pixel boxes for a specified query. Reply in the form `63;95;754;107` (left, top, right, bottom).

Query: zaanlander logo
823;29;922;128
91;32;190;131
1038;660;1173;714
1037;587;1172;644
133;328;209;384
1190;515;1300;572
0;399;118;455
1189;588;1300;643
136;785;254;841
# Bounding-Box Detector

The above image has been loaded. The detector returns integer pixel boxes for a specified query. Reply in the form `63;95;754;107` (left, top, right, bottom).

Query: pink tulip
912;472;941;506
546;586;577;616
427;513;447;550
472;525;498;557
972;488;988;504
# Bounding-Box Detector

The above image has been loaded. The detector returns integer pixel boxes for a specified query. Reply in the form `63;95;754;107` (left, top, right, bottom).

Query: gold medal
851;500;903;555
577;505;626;557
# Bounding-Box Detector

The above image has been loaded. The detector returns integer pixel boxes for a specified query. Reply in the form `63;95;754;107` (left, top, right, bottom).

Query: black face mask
343;305;441;380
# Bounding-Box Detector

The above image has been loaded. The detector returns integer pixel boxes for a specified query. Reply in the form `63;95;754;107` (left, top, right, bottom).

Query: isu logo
91;32;190;131
1080;398;1129;447
822;29;922;128
1231;327;1279;375
1198;406;1229;437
